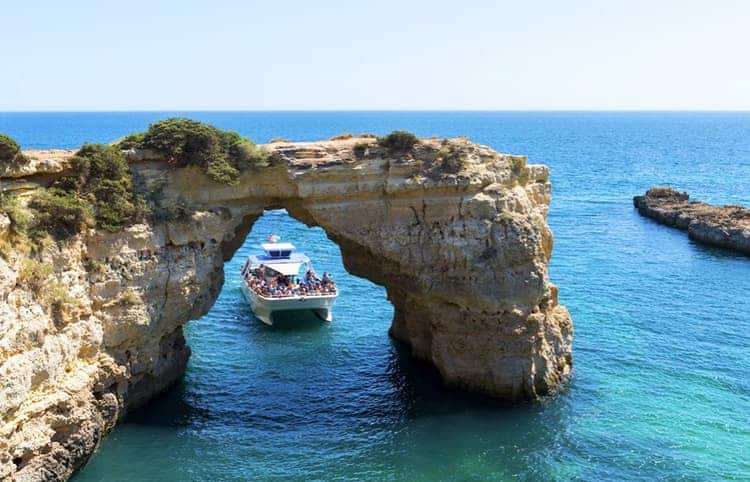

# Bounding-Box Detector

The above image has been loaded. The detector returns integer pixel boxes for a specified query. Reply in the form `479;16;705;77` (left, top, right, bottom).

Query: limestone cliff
0;136;572;480
634;187;750;255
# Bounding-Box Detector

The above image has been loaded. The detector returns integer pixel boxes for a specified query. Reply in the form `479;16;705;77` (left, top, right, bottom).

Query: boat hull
240;281;336;325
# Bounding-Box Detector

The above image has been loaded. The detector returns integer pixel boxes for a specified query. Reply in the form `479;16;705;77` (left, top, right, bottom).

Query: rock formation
634;187;750;255
0;136;572;480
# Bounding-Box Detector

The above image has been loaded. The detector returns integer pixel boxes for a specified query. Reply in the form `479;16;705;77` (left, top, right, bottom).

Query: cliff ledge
1;134;572;480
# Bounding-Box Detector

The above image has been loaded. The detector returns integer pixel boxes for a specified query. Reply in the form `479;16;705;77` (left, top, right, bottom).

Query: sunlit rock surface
0;137;572;480
634;186;750;255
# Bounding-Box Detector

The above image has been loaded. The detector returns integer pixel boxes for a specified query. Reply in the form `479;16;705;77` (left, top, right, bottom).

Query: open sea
2;111;749;481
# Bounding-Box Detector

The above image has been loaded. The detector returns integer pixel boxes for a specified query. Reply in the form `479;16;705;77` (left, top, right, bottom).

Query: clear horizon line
1;108;750;114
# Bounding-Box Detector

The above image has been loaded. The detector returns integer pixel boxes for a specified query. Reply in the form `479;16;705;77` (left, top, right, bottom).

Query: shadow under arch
230;207;394;329
116;208;411;428
124;137;571;405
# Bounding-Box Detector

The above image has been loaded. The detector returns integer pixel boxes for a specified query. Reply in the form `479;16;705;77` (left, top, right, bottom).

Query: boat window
265;249;292;258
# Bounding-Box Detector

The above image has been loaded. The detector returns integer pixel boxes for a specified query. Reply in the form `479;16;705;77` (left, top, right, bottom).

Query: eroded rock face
0;137;572;480
634;187;750;255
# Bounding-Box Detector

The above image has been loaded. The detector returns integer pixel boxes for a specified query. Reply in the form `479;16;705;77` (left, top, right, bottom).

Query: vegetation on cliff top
351;132;470;177
28;189;94;240
434;142;467;175
0;134;20;162
4;144;149;244
0;133;28;168
351;131;419;159
0;134;32;255
0;124;433;249
38;144;149;237
378;130;419;153
118;118;269;185
62;144;147;231
2;119;269;249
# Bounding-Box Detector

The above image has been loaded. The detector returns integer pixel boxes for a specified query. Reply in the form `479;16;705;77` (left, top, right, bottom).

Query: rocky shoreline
633;187;750;255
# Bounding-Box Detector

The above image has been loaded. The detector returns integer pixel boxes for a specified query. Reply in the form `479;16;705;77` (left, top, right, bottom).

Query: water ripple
41;112;750;481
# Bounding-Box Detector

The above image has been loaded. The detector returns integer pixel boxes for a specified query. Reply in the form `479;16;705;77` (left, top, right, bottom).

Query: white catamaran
240;241;338;325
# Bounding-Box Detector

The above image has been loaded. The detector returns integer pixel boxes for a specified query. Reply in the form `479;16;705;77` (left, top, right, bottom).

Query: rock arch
143;137;572;400
0;136;572;479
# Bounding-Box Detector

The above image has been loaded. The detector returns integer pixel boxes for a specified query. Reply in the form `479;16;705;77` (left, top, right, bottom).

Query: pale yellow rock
0;214;10;239
0;150;74;179
0;137;573;481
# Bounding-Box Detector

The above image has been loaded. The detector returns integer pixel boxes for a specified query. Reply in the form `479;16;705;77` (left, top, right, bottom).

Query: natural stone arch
148;137;573;400
0;136;572;480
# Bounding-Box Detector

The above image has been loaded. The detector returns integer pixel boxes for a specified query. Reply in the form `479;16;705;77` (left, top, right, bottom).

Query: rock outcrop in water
634;187;750;255
0;136;572;480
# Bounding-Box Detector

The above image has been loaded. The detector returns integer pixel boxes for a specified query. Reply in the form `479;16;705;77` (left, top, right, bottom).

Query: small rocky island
0;120;573;480
634;187;750;255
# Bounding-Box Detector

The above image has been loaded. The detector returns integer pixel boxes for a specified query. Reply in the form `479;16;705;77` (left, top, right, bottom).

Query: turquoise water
3;112;749;480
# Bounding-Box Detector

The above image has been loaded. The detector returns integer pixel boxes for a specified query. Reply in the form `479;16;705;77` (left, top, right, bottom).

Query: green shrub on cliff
435;145;466;174
0;134;20;163
140;118;225;166
30;144;147;239
205;158;240;185
378;130;419;153
91;178;148;232
118;118;268;185
64;144;132;189
226;134;269;171
0;133;29;168
115;132;145;150
29;189;93;240
0;192;30;236
56;144;147;232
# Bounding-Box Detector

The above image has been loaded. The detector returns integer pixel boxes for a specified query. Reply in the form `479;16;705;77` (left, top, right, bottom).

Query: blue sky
2;0;749;110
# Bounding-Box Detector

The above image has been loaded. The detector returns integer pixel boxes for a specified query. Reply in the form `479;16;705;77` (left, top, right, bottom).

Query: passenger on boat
245;268;336;298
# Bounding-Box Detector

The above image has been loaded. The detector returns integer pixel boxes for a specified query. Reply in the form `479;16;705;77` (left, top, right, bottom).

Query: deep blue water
3;112;749;480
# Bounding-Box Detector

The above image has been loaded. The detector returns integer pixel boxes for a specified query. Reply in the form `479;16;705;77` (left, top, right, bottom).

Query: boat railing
243;270;336;299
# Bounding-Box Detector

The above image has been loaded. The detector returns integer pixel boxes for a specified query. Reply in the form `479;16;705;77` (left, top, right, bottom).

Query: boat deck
243;271;337;300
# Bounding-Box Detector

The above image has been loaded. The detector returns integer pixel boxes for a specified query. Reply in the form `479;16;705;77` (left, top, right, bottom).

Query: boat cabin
241;243;311;278
262;242;295;259
239;240;338;323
